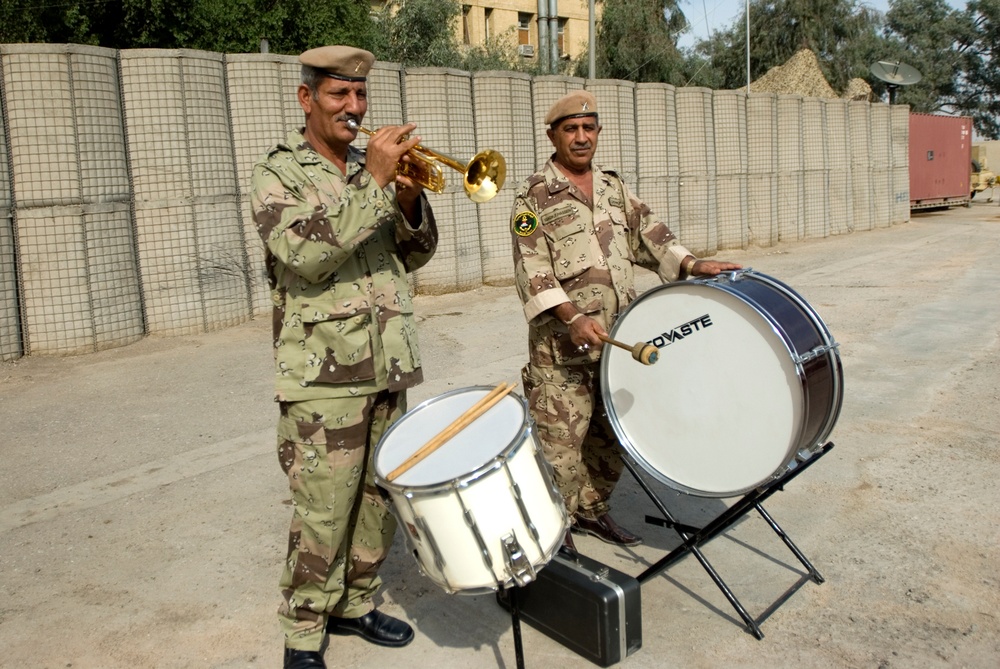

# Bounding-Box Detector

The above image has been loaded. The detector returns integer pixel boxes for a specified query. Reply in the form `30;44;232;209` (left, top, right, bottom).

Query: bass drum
600;269;843;497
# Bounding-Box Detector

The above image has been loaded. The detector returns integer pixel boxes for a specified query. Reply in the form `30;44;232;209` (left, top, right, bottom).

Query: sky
676;0;965;49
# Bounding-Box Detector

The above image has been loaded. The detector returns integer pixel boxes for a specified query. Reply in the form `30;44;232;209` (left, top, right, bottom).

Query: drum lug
500;533;537;587
795;341;840;365
414;514;447;577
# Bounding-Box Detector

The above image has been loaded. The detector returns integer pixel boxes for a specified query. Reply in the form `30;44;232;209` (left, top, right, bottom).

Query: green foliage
369;0;522;72
370;0;463;67
576;0;688;82
960;0;1000;137
884;0;1000;138
0;0;378;52
461;30;524;73
699;0;884;91
878;0;964;111
0;0;99;44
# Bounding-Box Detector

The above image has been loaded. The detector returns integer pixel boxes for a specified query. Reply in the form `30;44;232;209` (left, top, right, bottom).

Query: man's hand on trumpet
357;120;425;220
359;121;419;186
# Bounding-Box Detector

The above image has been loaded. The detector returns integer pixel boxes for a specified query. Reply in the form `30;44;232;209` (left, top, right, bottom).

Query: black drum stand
625;441;834;640
507;586;527;669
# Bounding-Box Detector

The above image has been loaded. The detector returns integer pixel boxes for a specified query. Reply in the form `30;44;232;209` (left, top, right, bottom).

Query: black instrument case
498;550;642;667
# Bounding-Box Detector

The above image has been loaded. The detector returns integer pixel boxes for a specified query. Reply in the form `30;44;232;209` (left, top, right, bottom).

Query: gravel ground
1;201;998;669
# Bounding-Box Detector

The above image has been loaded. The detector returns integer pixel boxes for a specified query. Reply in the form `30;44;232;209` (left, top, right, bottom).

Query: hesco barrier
0;44;911;360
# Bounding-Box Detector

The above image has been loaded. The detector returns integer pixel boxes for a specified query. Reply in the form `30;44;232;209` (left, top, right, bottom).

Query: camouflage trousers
276;391;405;651
521;362;624;520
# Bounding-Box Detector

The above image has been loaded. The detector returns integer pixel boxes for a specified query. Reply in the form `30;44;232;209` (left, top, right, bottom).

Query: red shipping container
909;113;972;209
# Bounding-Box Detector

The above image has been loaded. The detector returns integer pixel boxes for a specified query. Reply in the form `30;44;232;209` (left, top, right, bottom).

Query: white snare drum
374;386;568;595
601;269;843;497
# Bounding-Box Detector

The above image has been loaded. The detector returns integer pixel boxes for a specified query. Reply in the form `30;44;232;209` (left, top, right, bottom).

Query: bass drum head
375;387;527;489
601;281;804;497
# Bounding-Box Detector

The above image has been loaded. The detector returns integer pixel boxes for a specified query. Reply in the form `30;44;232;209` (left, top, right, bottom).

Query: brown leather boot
572;513;643;546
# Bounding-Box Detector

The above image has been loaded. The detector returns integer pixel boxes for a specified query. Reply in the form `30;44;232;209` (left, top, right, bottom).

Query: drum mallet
598;334;659;365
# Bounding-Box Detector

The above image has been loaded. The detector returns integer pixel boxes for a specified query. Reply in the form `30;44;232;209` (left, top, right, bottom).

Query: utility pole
746;0;750;91
588;0;595;79
538;0;550;73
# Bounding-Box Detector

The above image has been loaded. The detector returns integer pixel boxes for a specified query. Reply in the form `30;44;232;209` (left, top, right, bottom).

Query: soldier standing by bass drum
510;90;742;551
251;45;438;669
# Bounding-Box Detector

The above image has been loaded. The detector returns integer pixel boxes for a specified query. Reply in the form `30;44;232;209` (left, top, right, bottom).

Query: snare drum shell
374;387;568;594
601;270;843;497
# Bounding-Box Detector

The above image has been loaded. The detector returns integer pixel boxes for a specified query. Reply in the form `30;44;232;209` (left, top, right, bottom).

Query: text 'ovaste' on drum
649;314;713;349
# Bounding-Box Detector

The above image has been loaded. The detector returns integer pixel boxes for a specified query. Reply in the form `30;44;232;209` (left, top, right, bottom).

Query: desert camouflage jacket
251;129;438;401
511;158;690;366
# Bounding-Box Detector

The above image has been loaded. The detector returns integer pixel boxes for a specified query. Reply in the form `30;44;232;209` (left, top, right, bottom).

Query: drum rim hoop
600;270;840;497
374;385;531;491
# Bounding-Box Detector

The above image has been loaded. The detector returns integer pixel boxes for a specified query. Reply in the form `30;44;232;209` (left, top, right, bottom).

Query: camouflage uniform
511;158;691;519
252;129;437;651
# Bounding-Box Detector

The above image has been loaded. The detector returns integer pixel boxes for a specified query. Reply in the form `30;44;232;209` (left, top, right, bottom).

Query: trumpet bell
347;119;506;203
464;150;506;204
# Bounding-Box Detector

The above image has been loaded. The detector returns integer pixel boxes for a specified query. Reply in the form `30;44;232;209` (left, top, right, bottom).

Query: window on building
485;8;493;41
518;12;532;45
462;5;471;45
558;17;567;56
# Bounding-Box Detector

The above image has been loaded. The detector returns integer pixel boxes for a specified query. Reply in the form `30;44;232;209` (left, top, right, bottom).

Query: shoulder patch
513;211;539;237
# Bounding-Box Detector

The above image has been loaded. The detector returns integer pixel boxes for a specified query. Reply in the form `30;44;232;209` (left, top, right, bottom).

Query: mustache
338;114;362;125
570;142;592;150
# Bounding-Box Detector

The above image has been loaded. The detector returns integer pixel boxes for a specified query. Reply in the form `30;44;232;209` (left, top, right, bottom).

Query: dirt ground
1;201;999;669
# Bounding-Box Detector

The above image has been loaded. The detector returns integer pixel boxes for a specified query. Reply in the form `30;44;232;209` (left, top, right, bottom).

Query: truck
971;145;996;200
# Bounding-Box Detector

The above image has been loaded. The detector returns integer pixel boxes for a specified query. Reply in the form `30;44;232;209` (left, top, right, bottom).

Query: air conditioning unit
518;44;535;57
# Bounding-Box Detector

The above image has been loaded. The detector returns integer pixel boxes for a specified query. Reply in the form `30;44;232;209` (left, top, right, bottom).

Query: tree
0;0;378;53
959;0;1000;137
879;0;966;111
0;0;99;44
699;0;885;92
885;0;1000;138
578;0;688;81
369;0;521;72
370;0;465;68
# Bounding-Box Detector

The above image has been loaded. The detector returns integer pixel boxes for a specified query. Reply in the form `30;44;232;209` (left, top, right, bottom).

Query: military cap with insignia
545;90;599;127
299;45;375;82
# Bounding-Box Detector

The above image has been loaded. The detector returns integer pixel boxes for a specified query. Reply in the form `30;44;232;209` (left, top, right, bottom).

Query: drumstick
386;382;517;482
598;334;659;365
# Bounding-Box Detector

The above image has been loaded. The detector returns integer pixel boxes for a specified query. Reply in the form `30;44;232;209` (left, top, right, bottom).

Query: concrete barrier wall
0;44;909;359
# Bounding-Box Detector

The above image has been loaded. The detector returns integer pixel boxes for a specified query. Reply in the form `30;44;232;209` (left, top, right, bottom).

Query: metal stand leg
509;586;526;669
627;442;834;639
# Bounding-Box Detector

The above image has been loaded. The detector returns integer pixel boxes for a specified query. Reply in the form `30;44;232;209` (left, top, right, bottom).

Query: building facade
373;1;598;65
463;1;594;63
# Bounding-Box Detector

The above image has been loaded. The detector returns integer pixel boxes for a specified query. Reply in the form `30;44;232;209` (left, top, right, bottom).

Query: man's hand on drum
692;259;743;276
551;303;605;351
569;316;605;351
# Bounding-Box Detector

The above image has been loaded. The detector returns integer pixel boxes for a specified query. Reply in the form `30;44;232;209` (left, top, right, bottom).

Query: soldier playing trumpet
251;45;437;669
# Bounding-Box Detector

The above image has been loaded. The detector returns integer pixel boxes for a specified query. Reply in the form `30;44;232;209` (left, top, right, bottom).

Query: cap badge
581;102;589;111
354;59;363;73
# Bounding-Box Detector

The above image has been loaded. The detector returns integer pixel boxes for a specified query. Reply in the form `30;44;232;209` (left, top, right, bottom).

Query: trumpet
347;120;506;204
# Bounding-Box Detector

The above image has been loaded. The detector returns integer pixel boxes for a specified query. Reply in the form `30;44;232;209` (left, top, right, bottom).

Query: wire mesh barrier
0;44;909;360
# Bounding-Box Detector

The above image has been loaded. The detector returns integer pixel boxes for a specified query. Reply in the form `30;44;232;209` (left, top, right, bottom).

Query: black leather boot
327;609;414;647
283;648;326;669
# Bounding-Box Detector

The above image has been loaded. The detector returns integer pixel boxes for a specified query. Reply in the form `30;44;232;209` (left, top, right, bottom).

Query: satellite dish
869;60;922;104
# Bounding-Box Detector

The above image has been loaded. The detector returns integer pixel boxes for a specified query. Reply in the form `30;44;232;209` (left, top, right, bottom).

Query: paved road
1;201;998;668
